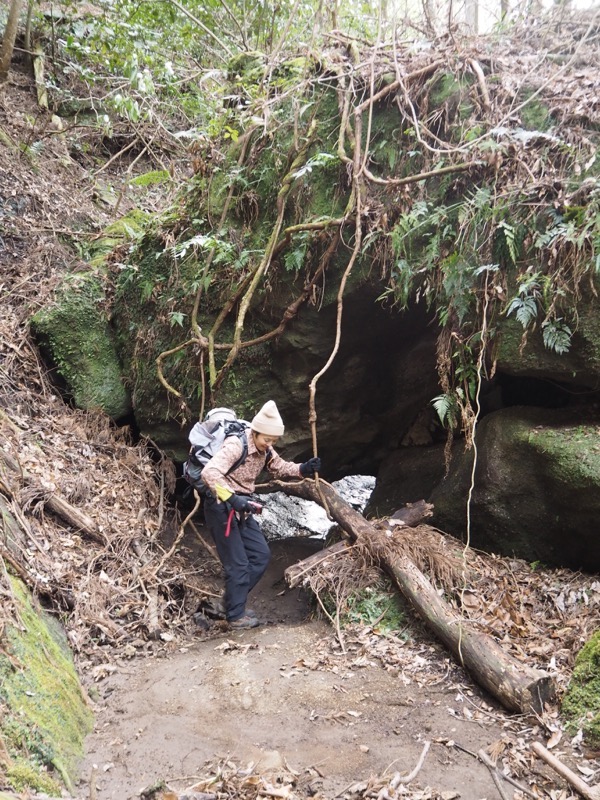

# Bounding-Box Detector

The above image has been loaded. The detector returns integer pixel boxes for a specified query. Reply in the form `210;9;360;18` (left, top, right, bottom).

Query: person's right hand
300;457;321;477
228;493;252;513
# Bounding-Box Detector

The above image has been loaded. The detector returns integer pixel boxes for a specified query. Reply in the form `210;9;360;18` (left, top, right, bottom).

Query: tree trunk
0;0;24;81
274;479;556;715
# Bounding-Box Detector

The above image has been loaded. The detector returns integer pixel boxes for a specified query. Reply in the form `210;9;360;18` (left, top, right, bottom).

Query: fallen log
273;478;556;715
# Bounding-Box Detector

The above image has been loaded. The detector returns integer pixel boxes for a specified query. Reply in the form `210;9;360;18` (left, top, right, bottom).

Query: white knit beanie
251;401;285;436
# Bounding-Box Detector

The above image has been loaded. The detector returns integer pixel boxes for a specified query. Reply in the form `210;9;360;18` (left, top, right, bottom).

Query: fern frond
542;319;572;354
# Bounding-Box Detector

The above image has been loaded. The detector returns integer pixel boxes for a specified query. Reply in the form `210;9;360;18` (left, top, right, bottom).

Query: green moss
30;271;131;419
0;577;93;794
518;90;552;131
562;631;600;745
528;424;600;489
5;760;62;795
227;51;266;82
429;73;462;106
87;209;150;268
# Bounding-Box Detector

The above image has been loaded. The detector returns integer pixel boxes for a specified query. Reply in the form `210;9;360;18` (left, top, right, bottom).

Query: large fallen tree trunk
275;478;556;716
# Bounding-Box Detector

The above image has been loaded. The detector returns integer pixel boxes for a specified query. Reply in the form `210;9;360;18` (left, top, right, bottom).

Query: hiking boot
229;615;260;629
246;608;257;618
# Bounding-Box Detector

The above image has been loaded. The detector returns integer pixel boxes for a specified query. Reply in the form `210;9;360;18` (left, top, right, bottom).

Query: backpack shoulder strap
224;425;249;475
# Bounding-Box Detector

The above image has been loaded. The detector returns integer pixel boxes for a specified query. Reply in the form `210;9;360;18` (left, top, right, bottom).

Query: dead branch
354;60;445;114
388;740;430;788
532;742;600;800
213;230;341;352
363;160;480;187
467;58;491;113
477;748;536;800
156;338;206;399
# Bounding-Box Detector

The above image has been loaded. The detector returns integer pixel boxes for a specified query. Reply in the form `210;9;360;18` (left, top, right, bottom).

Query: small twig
164;0;233;58
314;586;346;654
188;519;220;563
468;58;491;113
453;743;537;799
92;136;140;176
382;741;430;793
156;338;205;399
144;491;201;579
89;764;98;800
477;749;510;800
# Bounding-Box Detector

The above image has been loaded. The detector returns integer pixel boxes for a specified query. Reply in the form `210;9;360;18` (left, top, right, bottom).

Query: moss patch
527;423;600;489
518;90;552;131
562;631;600;746
0;577;93;795
30;271;131;419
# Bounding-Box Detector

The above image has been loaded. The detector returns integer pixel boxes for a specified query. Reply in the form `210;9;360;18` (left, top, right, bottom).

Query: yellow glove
215;483;233;502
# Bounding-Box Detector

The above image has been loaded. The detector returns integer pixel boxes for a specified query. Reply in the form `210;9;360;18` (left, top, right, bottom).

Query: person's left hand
300;457;321;477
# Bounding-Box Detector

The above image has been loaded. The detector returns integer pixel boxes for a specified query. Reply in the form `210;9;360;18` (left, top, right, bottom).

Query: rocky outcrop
0;571;93;795
428;406;600;571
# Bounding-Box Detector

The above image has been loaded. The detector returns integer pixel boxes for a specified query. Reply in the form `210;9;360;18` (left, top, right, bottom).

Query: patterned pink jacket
201;430;301;498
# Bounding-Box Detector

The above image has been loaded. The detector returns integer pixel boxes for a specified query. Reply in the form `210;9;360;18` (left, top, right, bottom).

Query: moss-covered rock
0;577;93;795
429;407;600;570
495;275;600;388
562;631;600;746
30;271;131;419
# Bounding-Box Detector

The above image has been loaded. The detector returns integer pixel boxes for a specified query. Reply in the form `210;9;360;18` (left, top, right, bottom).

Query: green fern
506;271;544;328
432;392;458;429
496;220;519;266
542;319;572;354
506;295;538;328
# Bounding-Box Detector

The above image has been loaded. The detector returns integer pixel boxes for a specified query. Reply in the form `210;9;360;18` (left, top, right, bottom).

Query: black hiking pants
203;496;271;621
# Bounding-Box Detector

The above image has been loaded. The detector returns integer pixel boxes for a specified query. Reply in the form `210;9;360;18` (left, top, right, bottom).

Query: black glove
300;457;321;477
228;493;252;513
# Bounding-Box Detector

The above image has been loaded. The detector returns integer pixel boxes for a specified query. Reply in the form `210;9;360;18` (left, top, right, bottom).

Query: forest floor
2;55;600;800
81;534;534;800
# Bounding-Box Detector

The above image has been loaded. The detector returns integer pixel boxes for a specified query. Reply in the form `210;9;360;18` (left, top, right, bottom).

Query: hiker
201;400;321;629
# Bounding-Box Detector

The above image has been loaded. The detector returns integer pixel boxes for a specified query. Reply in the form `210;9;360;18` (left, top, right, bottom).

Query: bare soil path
81;538;513;800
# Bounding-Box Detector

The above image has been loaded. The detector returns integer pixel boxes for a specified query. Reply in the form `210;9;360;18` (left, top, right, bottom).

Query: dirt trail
81;537;511;800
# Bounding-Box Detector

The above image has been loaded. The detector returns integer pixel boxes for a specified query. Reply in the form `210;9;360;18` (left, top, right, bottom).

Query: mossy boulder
0;577;93;795
562;631;600;746
429;406;600;570
30;271;131;420
495;274;600;388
